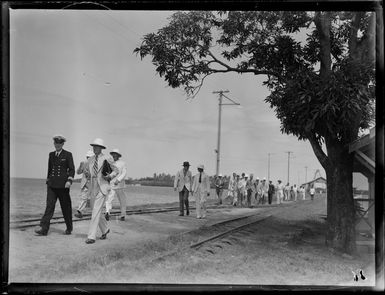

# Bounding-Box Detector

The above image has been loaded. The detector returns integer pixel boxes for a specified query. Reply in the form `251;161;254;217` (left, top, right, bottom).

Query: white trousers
77;187;89;212
87;180;108;240
105;188;127;217
277;190;283;204
195;188;207;218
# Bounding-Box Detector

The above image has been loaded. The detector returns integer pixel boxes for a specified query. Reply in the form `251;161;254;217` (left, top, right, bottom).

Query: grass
12;196;375;287
32;216;374;286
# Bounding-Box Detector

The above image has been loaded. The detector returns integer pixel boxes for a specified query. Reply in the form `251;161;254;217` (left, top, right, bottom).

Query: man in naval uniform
35;135;75;236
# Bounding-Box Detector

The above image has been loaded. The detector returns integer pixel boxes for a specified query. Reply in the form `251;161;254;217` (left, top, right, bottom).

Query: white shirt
110;159;127;189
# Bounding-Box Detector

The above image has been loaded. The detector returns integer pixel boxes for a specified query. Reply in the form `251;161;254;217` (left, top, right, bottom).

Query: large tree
134;11;376;253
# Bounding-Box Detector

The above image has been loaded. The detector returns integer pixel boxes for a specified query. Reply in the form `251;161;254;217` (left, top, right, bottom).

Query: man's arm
65;152;75;188
46;154;51;184
173;171;179;190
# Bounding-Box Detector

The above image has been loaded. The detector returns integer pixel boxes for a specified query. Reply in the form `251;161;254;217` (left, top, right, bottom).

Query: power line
83;11;138;46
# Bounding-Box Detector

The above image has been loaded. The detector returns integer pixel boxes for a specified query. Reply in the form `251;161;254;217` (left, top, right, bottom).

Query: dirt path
8;195;376;288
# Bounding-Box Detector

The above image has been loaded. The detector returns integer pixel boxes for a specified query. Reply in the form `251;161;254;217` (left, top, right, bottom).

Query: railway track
10;200;291;230
10;206;183;229
10;203;252;229
190;214;272;254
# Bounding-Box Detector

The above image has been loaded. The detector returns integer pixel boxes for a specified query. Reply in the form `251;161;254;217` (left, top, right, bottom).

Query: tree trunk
324;141;356;254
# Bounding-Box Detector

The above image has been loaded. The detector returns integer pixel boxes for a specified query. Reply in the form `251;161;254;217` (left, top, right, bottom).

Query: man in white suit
105;148;127;221
84;138;118;244
74;150;94;218
191;164;210;219
174;161;192;216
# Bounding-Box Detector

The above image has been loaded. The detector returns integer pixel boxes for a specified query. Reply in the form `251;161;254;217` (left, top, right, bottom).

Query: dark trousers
247;189;252;207
179;187;189;215
40;186;73;233
268;192;273;204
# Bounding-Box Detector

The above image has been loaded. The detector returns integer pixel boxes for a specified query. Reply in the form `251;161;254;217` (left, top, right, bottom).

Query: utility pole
213;90;240;176
285;151;293;184
305;166;308;183
268;153;274;181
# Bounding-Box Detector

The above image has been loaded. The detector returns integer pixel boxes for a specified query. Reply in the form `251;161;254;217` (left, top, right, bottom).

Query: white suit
84;153;118;240
192;172;210;218
276;182;284;204
76;160;91;213
105;159;127;217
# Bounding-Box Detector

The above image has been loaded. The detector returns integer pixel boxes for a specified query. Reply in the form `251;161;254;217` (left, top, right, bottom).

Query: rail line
10;203;241;229
190;214;272;251
10;201;290;230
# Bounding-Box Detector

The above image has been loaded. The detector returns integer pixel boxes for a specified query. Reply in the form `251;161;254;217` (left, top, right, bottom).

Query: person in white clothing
300;186;306;200
84;138;118;244
174;161;193;216
74;150;94;218
284;183;291;201
227;172;236;199
276;180;284;205
310;185;316;201
256;178;264;204
105;149;127;221
232;174;240;206
238;174;247;207
191;164;210;219
293;184;298;201
261;178;269;205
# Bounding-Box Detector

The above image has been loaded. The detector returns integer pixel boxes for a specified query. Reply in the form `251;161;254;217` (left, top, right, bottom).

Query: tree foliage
135;11;375;155
135;10;376;252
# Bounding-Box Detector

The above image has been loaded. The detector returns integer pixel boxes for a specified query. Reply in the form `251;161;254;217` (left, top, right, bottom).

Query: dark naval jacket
47;149;75;188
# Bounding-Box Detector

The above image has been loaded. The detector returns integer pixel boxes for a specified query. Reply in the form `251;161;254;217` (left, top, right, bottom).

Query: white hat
256;177;259;180
218;174;223;177
85;150;94;158
245;174;249;178
263;177;266;181
53;134;66;142
197;164;204;170
110;148;122;157
90;138;106;149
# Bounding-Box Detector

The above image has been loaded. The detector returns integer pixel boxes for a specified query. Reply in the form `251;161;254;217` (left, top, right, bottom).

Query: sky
9;9;369;188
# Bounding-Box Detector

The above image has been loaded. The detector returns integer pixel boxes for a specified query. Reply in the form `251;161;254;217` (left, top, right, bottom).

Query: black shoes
34;228;47;236
186;211;190;216
85;239;95;244
64;229;72;235
120;216;125;221
105;212;110;221
100;229;110;240
179;213;184;216
74;210;83;218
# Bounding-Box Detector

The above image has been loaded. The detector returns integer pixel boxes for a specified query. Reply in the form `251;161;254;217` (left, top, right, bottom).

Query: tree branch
356;12;376;62
314;11;332;79
308;133;330;170
348;11;364;60
207;49;281;78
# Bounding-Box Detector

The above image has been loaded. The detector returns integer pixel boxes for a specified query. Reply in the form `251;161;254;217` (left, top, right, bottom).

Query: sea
9;178;217;221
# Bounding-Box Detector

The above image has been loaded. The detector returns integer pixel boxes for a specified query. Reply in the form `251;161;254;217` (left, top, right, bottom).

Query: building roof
349;127;375;176
301;177;327;186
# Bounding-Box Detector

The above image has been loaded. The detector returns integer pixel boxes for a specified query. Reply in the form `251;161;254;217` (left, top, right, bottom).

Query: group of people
34;135;128;244
34;135;317;244
173;161;210;219
224;173;313;207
